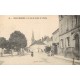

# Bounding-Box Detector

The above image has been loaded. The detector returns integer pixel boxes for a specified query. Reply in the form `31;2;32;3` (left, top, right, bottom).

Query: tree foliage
0;37;6;48
9;31;27;50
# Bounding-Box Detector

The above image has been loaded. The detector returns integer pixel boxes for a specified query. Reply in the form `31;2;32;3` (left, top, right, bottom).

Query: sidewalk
54;55;80;64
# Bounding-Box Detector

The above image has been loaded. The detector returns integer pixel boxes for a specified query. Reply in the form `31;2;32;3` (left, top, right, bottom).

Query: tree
0;37;6;48
5;40;12;50
9;31;27;50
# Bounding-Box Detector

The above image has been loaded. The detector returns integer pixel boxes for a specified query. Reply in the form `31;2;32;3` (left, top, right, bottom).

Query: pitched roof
30;40;46;47
52;28;59;35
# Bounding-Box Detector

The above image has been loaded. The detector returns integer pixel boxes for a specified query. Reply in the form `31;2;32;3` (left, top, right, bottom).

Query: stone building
52;28;59;54
29;40;46;53
59;15;80;58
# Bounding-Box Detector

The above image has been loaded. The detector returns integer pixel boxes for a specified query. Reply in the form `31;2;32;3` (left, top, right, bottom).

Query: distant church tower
31;31;35;44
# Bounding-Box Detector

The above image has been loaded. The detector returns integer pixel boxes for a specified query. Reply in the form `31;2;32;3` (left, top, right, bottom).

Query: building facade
52;28;59;54
59;15;80;58
29;40;46;53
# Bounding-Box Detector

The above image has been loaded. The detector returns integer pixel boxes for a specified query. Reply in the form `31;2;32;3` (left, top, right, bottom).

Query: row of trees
0;31;27;51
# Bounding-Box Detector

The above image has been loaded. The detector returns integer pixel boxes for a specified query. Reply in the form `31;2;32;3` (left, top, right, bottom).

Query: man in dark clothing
31;51;34;57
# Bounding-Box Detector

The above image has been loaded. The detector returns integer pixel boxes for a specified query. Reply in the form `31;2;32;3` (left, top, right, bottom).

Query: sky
0;15;59;46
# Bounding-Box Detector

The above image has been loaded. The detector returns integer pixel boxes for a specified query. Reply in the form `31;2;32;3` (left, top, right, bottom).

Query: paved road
0;52;75;65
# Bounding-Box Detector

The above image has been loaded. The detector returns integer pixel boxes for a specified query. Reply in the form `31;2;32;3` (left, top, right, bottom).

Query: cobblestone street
0;52;79;65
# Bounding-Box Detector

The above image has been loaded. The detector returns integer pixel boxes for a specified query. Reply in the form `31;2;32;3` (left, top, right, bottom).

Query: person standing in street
31;51;34;57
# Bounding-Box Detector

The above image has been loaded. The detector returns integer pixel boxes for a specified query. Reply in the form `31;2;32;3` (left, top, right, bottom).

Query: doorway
74;34;79;53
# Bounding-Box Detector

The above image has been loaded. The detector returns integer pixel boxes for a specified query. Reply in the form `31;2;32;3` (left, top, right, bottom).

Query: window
66;19;69;32
60;24;63;34
61;39;64;48
67;37;70;47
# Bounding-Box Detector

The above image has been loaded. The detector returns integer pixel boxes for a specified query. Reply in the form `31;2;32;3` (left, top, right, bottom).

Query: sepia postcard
0;15;80;65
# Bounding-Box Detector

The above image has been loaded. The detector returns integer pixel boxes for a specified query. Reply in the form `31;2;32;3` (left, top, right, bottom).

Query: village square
0;15;80;65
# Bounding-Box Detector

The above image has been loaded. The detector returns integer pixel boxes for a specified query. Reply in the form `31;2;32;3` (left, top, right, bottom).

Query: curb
54;55;80;63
